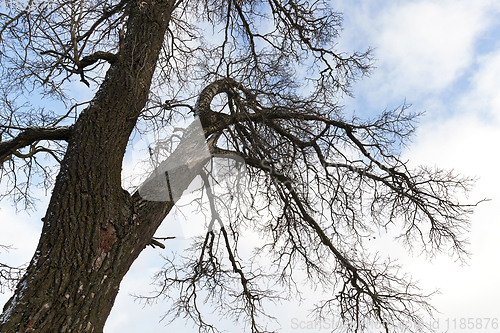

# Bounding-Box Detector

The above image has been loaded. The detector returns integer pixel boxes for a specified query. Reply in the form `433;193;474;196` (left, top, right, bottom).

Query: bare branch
0;126;72;164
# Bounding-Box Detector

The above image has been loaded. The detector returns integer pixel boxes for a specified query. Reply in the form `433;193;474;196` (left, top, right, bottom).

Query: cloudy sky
1;0;500;332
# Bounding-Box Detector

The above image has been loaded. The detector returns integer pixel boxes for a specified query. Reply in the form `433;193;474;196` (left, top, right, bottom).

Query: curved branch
0;126;72;164
79;51;118;67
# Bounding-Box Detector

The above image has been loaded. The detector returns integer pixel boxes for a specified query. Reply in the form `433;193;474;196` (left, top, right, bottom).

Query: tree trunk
0;0;195;331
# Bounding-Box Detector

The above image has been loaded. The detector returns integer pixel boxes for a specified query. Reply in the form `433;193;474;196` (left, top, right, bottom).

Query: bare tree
0;0;480;332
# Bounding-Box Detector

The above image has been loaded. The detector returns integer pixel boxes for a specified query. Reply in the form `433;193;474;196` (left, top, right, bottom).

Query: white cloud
461;49;500;121
376;1;490;89
335;0;500;113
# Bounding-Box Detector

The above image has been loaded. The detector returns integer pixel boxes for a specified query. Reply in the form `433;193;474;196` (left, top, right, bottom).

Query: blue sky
1;0;500;332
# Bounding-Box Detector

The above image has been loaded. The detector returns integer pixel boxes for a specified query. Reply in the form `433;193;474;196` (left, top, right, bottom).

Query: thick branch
79;51;119;67
0;126;72;164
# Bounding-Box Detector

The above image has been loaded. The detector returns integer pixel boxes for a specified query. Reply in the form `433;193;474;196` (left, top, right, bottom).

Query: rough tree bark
0;0;187;331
